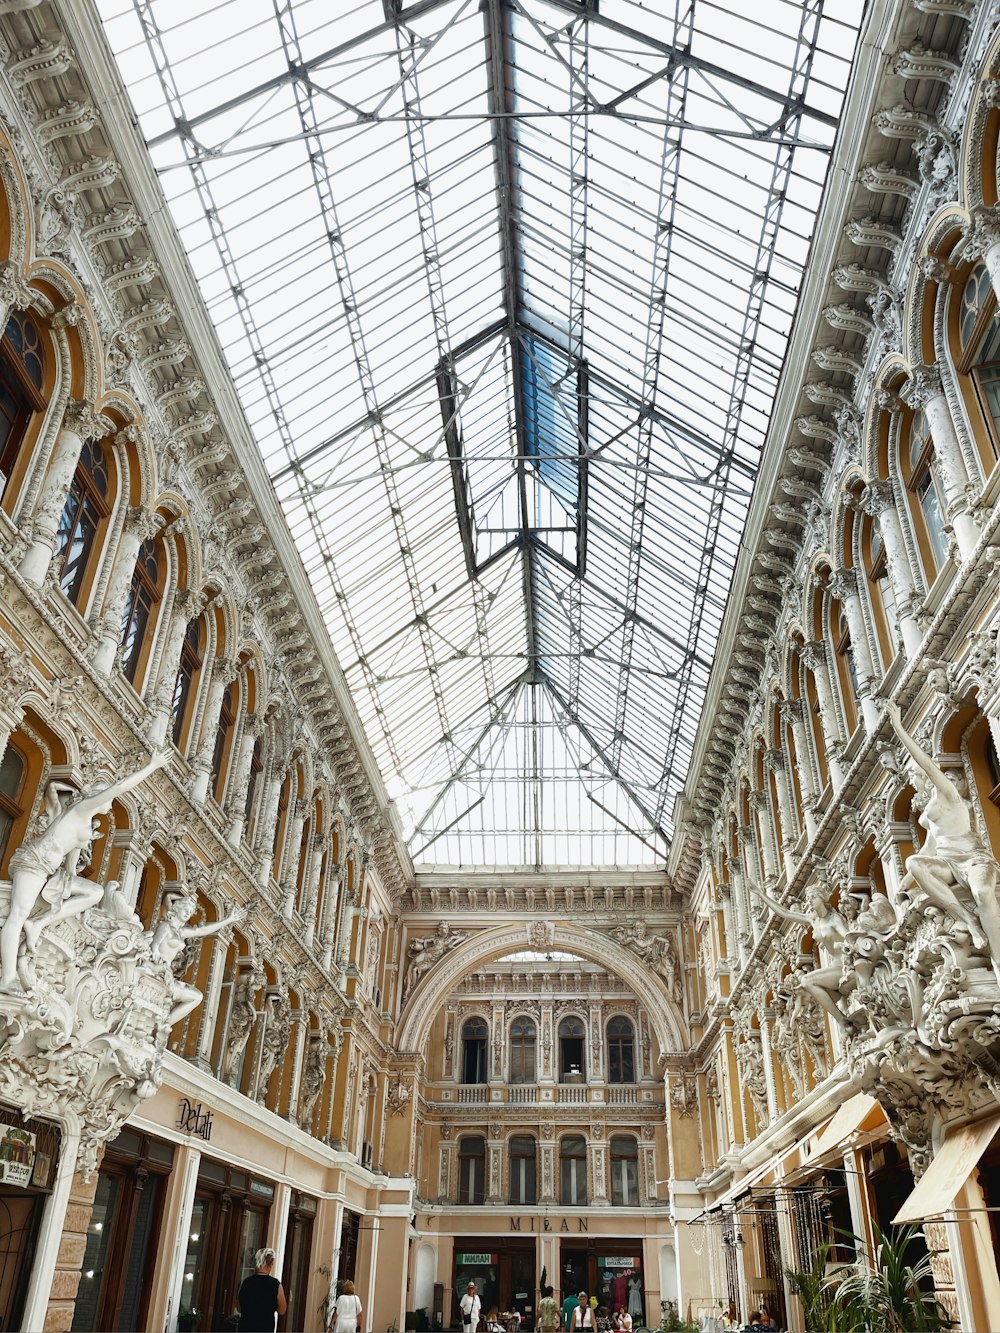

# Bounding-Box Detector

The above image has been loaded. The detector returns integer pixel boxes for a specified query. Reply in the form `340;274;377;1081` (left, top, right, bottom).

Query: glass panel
71;1172;120;1332
96;0;867;869
180;1196;214;1323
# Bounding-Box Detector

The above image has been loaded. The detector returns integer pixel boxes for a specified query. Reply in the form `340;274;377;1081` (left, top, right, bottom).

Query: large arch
397;920;685;1057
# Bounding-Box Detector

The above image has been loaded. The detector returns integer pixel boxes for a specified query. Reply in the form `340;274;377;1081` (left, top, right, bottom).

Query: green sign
458;1253;496;1265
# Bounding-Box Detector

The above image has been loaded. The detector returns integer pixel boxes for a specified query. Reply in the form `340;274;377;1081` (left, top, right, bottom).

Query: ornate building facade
3;1;1000;1332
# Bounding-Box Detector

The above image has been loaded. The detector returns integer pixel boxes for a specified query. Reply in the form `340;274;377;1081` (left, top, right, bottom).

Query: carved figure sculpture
221;961;264;1087
256;991;292;1101
611;921;684;1003
753;883;850;1026
298;1033;327;1127
1;749;170;989
403;921;461;997
150;893;240;1027
888;701;1000;974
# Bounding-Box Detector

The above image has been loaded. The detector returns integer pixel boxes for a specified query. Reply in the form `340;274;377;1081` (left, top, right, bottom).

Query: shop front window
180;1196;214;1327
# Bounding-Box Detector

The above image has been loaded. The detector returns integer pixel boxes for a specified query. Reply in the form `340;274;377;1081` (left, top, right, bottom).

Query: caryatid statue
150;893;241;1027
1;749;171;989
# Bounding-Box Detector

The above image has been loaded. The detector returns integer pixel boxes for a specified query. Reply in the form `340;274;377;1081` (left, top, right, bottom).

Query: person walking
570;1294;594;1333
329;1279;363;1333
537;1285;560;1333
460;1282;482;1333
236;1247;287;1332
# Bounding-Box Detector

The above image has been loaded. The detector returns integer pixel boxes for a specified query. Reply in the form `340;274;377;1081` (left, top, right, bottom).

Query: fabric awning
893;1111;1000;1224
807;1092;884;1162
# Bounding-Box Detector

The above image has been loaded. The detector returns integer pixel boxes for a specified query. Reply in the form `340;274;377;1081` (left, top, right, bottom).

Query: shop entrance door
502;1249;535;1324
0;1190;42;1332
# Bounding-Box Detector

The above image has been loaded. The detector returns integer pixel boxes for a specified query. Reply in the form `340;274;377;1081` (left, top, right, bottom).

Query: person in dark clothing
237;1246;288;1333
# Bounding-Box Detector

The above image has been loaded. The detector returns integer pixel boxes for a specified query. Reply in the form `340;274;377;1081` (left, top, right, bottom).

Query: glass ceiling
97;0;865;870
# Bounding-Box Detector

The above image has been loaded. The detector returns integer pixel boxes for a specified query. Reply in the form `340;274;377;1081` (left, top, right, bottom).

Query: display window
71;1129;174;1333
453;1240;535;1325
178;1158;274;1331
559;1244;644;1326
282;1191;317;1333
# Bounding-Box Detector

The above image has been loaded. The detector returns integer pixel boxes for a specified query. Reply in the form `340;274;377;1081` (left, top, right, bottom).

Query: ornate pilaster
900;364;978;558
828;567;880;730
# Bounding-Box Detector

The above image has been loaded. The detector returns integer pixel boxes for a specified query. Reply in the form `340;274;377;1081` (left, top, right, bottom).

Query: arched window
461;1017;488;1084
0;745;25;869
56;438;110;606
120;537;162;685
509;1135;536;1205
607;1016;635;1084
863;524;899;669
905;409;949;576
211;679;239;802
957;262;1000;458
458;1136;486;1205
832;605;859;735
171;617;204;749
0;311;44;500
509;1016;536;1084
559;1016;586;1082
610;1136;639;1206
559;1135;587;1205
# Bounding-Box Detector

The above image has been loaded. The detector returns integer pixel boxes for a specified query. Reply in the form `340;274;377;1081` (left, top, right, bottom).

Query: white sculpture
221;961;264;1087
753;883;851;1026
150;892;241;1027
888;701;1000;972
611;920;684;1002
256;990;292;1101
298;1032;327;1126
0;749;170;989
403;921;462;997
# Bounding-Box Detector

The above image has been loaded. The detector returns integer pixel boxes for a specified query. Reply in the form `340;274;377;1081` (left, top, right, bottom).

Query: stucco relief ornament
385;1074;412;1117
402;921;464;998
0;752;224;1177
610;920;683;1002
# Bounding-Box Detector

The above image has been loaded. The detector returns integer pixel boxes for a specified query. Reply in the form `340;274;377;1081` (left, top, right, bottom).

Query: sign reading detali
177;1097;214;1141
0;1125;36;1187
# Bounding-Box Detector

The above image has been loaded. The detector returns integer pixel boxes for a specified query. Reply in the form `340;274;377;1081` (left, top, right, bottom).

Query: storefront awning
807;1092;884;1162
893;1111;1000;1224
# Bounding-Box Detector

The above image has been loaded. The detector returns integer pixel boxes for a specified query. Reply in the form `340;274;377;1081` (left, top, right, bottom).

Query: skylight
95;0;866;870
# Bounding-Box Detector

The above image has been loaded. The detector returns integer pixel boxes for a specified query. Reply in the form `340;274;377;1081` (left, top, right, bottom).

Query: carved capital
63;399;114;442
828;567;858;603
900;364;943;411
860;478;897;519
125;505;161;542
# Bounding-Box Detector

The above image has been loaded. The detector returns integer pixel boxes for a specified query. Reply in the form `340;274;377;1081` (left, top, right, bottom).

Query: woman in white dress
330;1279;363;1333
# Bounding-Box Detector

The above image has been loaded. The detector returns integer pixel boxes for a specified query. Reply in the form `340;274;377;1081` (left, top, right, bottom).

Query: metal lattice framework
98;0;864;869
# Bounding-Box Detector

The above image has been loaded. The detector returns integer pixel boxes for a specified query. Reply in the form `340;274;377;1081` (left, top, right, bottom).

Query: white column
902;365;978;559
280;799;308;915
748;792;777;882
764;747;797;880
860;480;923;658
268;1181;293;1275
190;657;238;804
148;589;205;745
780;699;818;839
192;931;230;1069
227;712;262;846
828;567;880;731
19;402;107;585
302;836;324;947
758;1012;779;1121
286;1011;309;1121
800;640;845;788
19;1129;81;1333
255;768;285;886
92;506;161;674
